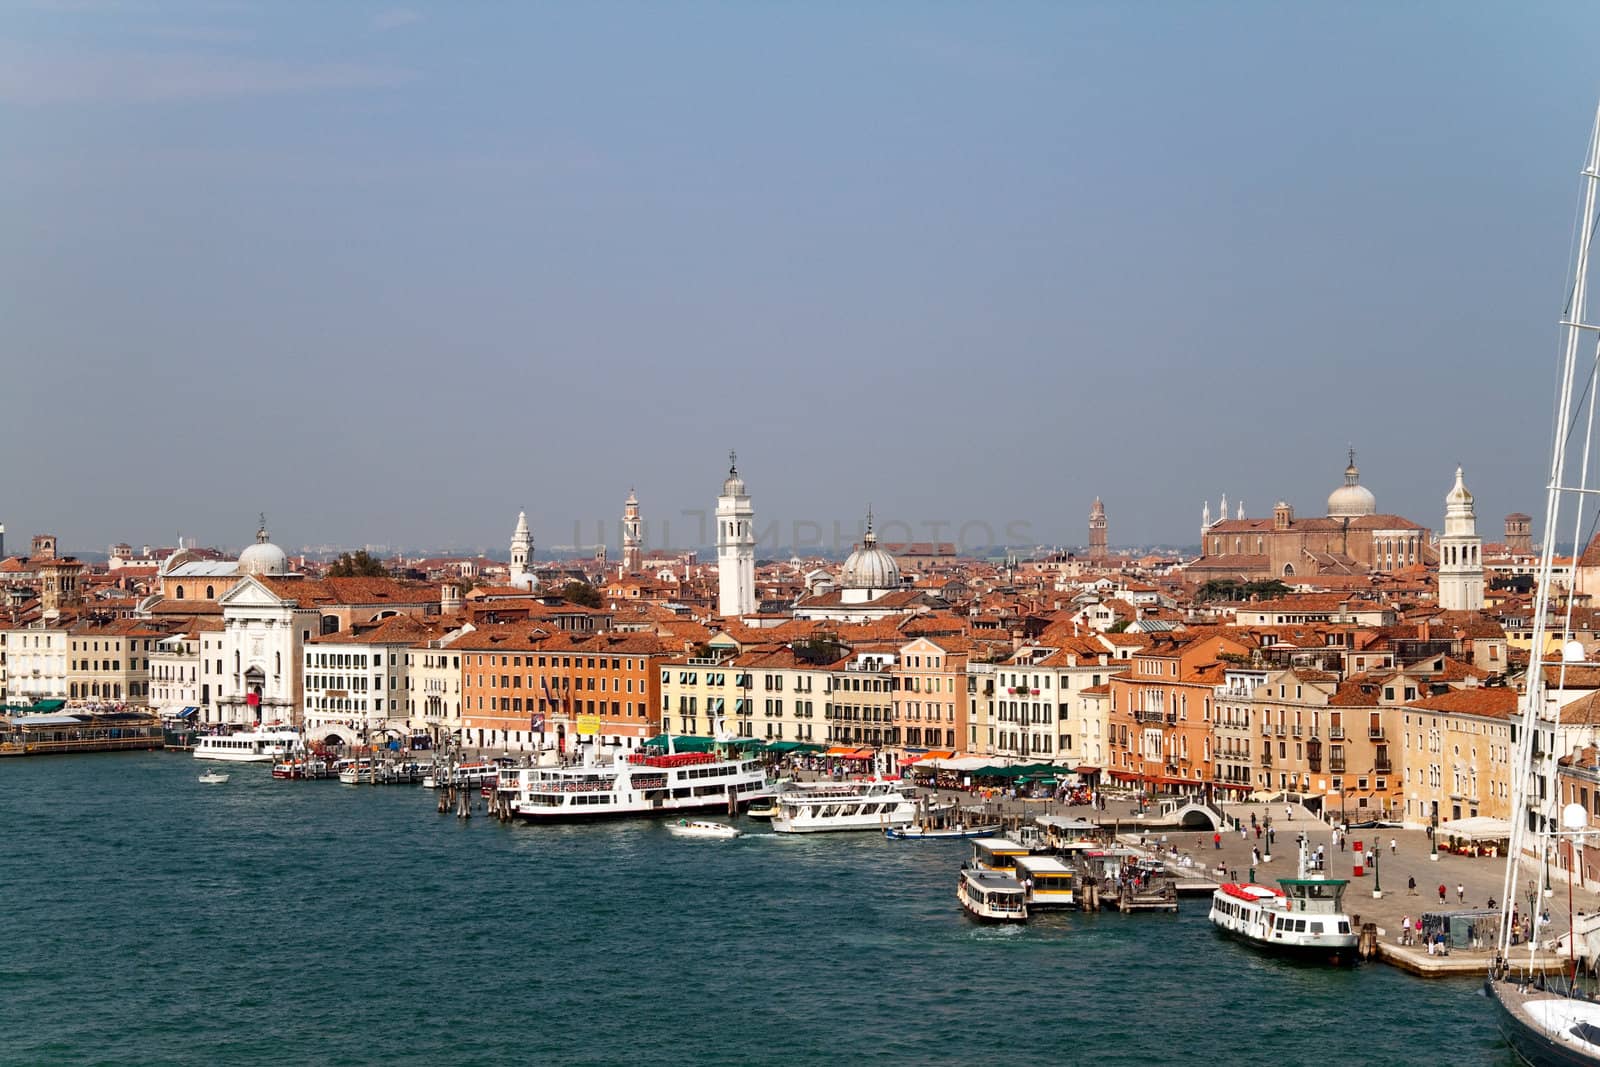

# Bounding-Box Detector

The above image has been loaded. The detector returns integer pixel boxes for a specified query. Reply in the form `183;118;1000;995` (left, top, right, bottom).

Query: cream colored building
405;629;471;745
1400;687;1517;828
148;623;218;714
2;623;69;704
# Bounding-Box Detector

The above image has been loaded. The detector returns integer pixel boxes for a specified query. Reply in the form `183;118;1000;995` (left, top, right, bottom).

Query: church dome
238;518;288;576
1327;452;1377;518
841;511;900;591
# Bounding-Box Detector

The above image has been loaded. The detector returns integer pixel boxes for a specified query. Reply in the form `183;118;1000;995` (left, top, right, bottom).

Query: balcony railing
1329;726;1345;739
1329;759;1347;773
1368;727;1385;740
1291;726;1304;738
1375;759;1393;775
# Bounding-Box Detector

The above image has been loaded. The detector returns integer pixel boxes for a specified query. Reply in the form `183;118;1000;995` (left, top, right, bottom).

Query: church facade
1187;453;1433;581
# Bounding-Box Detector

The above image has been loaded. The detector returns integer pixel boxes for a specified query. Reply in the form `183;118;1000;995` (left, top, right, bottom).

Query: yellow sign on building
576;714;601;737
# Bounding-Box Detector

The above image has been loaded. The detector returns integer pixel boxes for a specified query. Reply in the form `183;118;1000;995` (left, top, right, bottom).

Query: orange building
1106;631;1250;796
457;624;667;753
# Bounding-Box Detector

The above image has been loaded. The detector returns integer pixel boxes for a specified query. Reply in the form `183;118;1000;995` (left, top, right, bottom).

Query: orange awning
918;749;956;761
824;746;856;756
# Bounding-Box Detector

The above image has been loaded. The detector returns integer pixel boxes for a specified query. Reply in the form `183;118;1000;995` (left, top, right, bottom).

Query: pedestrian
1457;883;1465;905
1438;883;1447;905
1408;875;1417;895
1285;804;1293;821
1255;824;1262;840
1338;831;1345;852
1252;846;1261;866
1401;914;1411;945
1213;831;1222;850
1390;837;1397;856
1239;824;1247;841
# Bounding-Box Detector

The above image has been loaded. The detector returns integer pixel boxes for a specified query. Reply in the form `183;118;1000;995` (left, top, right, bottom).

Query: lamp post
1430;805;1439;861
1372;837;1382;899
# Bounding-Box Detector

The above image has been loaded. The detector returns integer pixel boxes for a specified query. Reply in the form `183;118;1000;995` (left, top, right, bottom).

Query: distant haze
5;3;1596;555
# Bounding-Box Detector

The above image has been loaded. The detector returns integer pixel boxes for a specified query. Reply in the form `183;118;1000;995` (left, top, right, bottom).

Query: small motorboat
197;771;231;784
746;799;779;819
885;823;1003;840
666;819;742;840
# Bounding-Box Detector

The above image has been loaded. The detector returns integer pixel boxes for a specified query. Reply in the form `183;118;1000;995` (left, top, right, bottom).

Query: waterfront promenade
916;784;1598;975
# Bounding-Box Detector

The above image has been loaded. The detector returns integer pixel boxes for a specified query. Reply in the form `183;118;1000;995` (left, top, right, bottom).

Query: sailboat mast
1499;101;1600;958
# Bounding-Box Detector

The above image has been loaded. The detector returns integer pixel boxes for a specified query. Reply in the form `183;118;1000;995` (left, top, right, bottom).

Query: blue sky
5;1;1600;556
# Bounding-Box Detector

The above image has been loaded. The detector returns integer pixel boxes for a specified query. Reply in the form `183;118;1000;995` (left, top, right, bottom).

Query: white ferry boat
193;727;302;763
957;867;1028;923
1207;875;1358;964
769;779;915;834
496;749;767;823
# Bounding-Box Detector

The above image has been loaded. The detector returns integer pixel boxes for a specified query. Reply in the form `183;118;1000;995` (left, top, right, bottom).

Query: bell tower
1088;498;1107;560
509;510;535;591
1439;467;1484;611
622;489;643;573
716;452;756;618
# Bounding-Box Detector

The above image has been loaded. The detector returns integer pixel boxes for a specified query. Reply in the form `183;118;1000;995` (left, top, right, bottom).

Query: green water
1;753;1506;1065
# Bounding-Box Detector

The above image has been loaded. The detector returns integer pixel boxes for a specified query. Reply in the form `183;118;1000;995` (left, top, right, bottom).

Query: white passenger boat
1207;872;1358;964
197;771;230;784
193;727;302;763
496;749;767;823
423;761;499;789
666;819;742;840
769;780;915;834
957;867;1028;923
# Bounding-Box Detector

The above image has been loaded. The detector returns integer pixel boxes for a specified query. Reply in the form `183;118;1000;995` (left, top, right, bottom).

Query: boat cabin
1013;855;1075;907
970;837;1033;871
1277;877;1349;915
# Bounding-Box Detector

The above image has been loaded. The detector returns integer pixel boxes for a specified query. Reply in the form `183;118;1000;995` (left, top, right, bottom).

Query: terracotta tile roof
259;576;440;606
1406;687;1519;719
1328;679;1383;707
1561;691;1600;726
307;613;457;646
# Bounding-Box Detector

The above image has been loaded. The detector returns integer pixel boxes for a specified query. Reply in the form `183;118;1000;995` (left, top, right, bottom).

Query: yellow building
1400;687;1518;828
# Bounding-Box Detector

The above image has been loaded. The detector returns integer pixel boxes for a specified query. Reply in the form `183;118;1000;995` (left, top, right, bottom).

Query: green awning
640;734;716;753
973;765;1026;778
764;740;824;753
30;699;67;713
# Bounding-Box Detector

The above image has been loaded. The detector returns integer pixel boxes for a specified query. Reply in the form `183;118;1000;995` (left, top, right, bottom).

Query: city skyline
7;3;1599;549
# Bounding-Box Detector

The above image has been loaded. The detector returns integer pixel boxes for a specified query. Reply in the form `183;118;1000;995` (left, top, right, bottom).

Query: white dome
841;512;900;591
238;519;288;576
1327;454;1377;518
